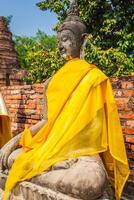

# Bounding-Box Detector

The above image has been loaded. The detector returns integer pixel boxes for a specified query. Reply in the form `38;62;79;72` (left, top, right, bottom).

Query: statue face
58;29;81;61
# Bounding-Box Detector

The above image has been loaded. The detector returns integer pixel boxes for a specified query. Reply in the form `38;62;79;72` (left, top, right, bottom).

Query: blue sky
0;0;58;36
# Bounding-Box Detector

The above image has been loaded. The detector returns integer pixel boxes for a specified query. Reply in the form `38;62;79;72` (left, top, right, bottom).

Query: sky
0;0;58;36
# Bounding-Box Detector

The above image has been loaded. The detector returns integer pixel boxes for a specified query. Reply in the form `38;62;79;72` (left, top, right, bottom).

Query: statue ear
80;33;88;59
82;33;88;40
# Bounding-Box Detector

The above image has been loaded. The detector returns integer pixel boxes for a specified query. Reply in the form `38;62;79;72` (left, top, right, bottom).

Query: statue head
57;2;87;61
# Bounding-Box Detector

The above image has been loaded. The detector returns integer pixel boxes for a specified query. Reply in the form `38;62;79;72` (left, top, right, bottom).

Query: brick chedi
0;16;26;86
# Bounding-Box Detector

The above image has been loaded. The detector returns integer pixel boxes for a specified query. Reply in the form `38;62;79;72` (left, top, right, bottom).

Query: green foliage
14;31;64;83
37;0;134;76
3;15;13;31
24;48;63;83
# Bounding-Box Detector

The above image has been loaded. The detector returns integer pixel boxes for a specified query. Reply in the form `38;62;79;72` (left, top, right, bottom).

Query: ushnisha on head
57;2;87;61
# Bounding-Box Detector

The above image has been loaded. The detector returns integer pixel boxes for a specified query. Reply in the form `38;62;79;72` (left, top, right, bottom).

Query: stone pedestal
0;175;111;200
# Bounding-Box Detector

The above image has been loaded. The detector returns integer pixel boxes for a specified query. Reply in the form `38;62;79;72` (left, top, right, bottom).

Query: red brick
30;119;39;124
24;124;31;128
24;90;35;94
119;113;134;119
6;94;25;100
127;151;134;159
30;94;38;99
125;143;131;149
110;77;118;82
125;135;134;143
23;85;32;90
122;90;134;97
32;83;43;88
34;88;44;93
10;90;21;95
116;103;131;111
32;84;44;91
115;98;130;104
36;105;44;110
1;90;12;95
8;108;17;113
121;81;133;89
27;100;37;104
131;145;134;151
25;104;36;109
129;160;134;168
122;128;134;134
5;99;22;104
128;175;134;183
31;114;41;120
35;94;44;99
17;114;30;119
130;169;134;176
113;90;122;97
120;120;127;126
126;121;134;127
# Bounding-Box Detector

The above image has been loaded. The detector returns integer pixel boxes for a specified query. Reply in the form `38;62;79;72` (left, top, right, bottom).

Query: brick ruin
0;16;26;86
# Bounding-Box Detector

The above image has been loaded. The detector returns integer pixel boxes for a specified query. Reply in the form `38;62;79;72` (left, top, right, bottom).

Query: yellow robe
3;59;129;200
0;93;12;148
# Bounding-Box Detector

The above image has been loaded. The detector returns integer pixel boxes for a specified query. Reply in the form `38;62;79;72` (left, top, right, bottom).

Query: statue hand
0;119;47;171
0;133;21;171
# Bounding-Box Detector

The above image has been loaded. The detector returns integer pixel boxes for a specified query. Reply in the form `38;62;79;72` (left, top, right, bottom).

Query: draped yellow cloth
3;59;129;200
0;93;12;148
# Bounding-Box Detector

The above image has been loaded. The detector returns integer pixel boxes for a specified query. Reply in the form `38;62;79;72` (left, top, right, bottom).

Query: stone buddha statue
0;2;113;200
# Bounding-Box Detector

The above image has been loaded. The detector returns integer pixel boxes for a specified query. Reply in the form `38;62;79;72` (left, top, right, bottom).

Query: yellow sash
0;93;12;148
3;59;129;200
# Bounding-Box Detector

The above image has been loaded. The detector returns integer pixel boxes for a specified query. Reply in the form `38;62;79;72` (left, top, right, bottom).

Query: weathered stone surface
10;181;82;200
0;155;112;200
0;171;7;190
31;156;108;200
0;188;3;200
0;181;112;200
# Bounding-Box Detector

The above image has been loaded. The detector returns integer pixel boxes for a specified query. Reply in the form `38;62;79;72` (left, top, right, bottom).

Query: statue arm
0;77;51;170
0;119;47;170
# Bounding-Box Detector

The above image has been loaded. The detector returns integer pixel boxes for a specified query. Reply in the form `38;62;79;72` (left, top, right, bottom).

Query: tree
3;15;13;31
37;0;134;76
14;31;63;83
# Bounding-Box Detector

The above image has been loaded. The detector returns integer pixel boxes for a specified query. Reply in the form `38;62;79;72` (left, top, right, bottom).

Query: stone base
10;181;82;200
0;172;111;200
10;181;111;200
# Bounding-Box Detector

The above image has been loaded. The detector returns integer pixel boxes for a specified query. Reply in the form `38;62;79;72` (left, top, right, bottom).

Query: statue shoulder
85;61;108;86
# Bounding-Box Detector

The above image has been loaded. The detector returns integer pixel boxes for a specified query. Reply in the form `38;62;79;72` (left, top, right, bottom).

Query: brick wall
1;75;134;196
110;76;134;197
1;84;46;135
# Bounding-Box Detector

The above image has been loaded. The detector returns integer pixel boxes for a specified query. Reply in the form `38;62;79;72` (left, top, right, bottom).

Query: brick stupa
0;16;26;86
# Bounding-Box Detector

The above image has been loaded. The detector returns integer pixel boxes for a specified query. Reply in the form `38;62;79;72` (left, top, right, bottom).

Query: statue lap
0;148;112;200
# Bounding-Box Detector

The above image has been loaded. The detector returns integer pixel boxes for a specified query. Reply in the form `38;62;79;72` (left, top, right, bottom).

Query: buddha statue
0;2;129;200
